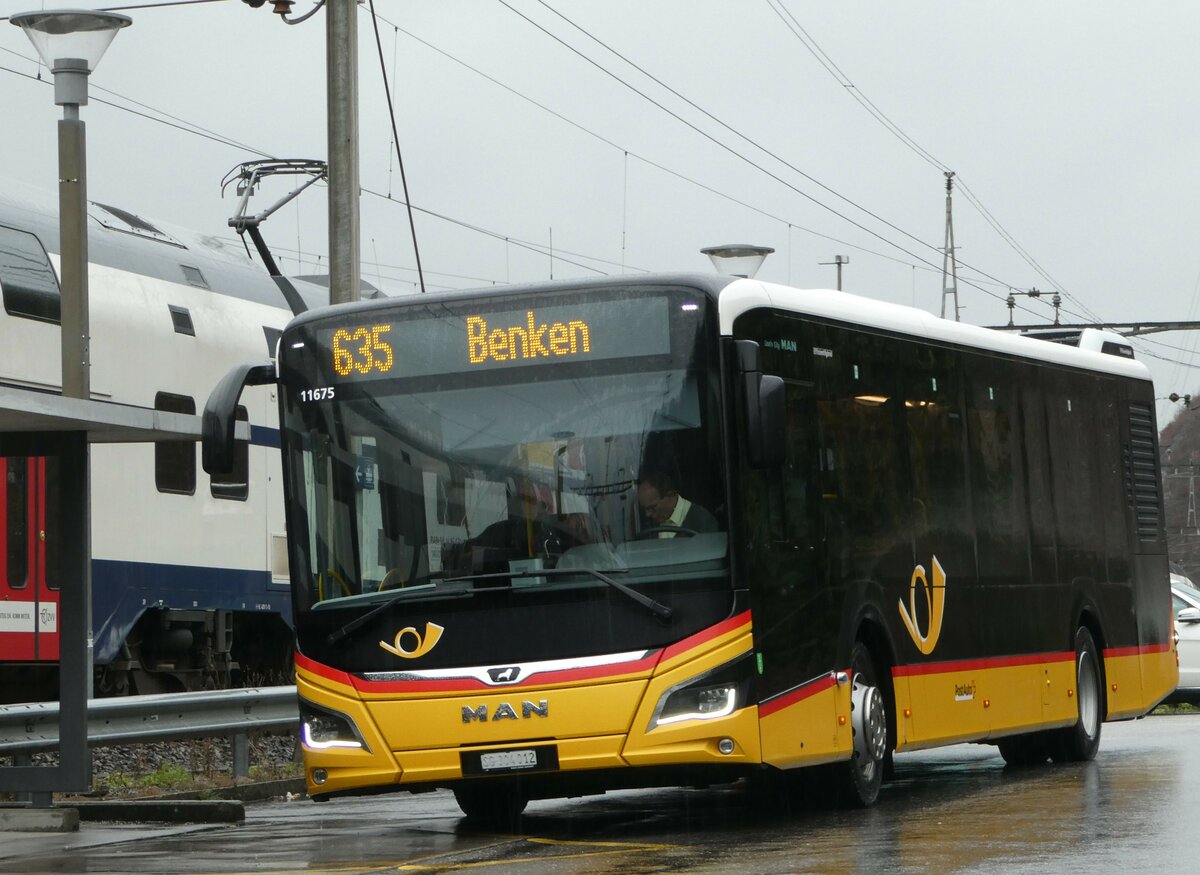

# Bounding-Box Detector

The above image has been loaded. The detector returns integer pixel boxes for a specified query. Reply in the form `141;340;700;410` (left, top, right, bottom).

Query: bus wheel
1049;627;1104;763
833;642;889;807
453;782;527;829
996;734;1049;767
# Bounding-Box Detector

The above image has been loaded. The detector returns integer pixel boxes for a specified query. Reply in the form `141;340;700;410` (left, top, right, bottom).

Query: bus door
0;457;59;663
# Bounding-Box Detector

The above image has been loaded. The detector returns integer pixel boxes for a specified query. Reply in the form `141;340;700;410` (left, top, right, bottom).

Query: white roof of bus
718;279;1151;382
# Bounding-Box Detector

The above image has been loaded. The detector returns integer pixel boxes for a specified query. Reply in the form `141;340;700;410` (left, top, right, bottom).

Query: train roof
0;181;331;312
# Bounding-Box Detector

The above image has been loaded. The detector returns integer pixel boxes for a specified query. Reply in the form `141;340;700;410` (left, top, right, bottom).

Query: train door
0;457;59;663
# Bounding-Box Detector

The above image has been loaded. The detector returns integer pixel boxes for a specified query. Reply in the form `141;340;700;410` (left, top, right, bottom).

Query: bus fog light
312;768;328;785
718;738;735;755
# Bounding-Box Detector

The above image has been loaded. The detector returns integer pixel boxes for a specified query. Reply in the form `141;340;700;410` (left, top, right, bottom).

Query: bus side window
818;330;908;582
965;363;1027;587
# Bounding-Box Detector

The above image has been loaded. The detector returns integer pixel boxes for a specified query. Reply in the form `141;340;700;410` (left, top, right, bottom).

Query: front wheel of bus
453;782;528;830
832;643;889;807
1050;626;1104;763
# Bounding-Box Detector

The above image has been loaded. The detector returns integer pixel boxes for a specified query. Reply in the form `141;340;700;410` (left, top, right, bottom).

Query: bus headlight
299;699;369;751
649;654;753;730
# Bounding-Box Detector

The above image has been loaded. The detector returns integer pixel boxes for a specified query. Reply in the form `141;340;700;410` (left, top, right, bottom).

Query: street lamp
700;244;774;279
10;8;131;399
819;254;849;291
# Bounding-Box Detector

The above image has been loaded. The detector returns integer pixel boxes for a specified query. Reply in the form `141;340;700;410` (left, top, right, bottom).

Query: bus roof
283;270;1149;383
719;277;1152;382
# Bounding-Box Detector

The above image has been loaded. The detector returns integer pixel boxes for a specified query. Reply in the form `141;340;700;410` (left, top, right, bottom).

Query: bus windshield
278;286;730;656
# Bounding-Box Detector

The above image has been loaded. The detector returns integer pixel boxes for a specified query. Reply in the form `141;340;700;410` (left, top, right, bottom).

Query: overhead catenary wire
765;0;1109;327
0;44;636;286
514;0;1042;306
0;16;1046;321
0;0;1190;361
366;0;425;293
364;10;1059;322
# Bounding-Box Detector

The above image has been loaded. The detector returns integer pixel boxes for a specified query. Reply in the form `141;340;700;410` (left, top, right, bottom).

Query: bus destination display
321;296;671;381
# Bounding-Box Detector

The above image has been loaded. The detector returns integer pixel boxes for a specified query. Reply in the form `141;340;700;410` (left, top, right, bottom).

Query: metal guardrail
0;686;300;780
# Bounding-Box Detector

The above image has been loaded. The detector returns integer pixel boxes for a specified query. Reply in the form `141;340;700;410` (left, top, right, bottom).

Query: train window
263;326;282;359
154;392;196;495
5;459;28;589
211;405;249;501
168;305;195;336
180;265;209;289
91;202;184;247
0;225;60;324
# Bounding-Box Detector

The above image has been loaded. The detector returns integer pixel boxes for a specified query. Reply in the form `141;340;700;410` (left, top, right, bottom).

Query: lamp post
10;8;131;399
700;244;774;279
819;254;849;291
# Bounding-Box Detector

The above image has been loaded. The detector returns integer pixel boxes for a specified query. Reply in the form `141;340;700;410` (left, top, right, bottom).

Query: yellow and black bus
203;274;1176;823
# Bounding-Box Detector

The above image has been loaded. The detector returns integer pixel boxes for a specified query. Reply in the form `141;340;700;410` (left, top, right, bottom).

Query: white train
0;183;336;699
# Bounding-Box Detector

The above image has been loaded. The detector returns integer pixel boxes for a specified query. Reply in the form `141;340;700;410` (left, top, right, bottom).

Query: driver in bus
636;470;718;537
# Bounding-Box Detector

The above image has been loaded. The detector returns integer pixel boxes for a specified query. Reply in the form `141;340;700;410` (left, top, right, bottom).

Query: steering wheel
377;568;405;591
636;525;698;539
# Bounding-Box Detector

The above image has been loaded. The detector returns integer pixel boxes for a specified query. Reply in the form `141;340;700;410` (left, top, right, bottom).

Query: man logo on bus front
379;622;444;659
899;556;946;655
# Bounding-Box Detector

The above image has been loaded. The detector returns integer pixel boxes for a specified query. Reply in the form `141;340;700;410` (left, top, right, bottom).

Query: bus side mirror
202;362;276;475
735;339;785;468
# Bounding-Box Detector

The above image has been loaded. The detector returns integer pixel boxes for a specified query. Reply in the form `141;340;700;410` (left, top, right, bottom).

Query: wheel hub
851;675;888;766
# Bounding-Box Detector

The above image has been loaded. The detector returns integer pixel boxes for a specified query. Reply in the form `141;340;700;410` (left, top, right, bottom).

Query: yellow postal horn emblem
898;556;946;655
379;622;445;659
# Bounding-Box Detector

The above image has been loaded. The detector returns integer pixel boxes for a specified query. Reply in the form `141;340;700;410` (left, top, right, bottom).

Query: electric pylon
940;171;961;321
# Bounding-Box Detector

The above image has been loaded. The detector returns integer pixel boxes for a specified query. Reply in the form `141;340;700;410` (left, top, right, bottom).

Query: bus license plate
480;749;538;771
461;745;559;776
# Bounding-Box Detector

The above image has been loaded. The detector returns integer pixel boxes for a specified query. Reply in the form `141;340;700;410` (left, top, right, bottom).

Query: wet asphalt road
4;713;1198;874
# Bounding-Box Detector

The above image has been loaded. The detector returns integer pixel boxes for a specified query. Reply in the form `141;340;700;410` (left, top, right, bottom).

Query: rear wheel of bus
1049;626;1104;763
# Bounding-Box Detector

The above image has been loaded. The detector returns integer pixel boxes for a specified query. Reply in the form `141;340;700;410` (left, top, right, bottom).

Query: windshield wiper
445;567;673;622
326;567;671;646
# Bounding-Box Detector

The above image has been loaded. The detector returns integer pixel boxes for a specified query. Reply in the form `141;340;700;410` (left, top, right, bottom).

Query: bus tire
830;641;889;807
453;781;527;829
996;734;1049;767
1049;626;1104;763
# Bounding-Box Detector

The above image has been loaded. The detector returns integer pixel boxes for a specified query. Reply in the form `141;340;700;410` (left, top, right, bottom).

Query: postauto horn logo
899;556;946;655
379;622;445;659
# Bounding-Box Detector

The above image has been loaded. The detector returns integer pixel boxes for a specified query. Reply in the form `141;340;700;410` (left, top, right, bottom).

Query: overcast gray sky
2;0;1199;426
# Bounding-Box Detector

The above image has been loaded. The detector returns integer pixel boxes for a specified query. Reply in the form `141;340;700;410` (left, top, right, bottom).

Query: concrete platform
0;806;79;832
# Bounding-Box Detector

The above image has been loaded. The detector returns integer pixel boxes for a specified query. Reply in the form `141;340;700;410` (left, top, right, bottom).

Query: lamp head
10;9;130;107
9;9;131;73
700;244;775;279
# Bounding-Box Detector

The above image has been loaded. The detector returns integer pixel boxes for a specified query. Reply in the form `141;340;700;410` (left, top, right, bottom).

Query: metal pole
940;172;961;321
57;110;94;697
58;113;89;399
327;0;360;305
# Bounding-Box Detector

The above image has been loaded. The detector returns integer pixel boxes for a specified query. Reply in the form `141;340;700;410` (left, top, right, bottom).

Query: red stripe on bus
892;650;1074;678
659;611;752;663
759;671;841;718
295;652;356;687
